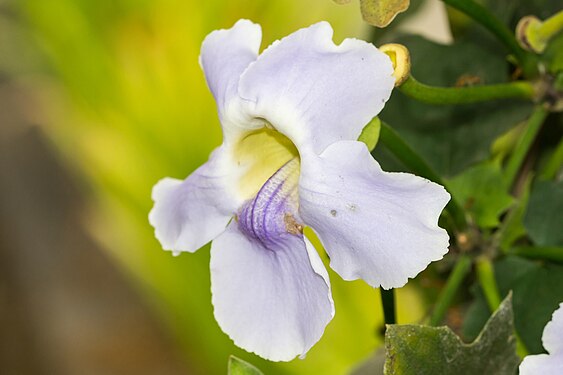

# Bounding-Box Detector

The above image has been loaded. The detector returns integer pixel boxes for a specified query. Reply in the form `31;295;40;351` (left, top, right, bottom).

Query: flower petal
148;147;239;254
519;354;563;375
210;222;334;361
298;141;450;289
543;303;563;354
200;19;262;121
238;22;394;154
520;303;563;375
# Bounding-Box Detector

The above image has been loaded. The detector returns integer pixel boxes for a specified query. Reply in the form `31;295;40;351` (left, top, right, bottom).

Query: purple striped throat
237;158;303;248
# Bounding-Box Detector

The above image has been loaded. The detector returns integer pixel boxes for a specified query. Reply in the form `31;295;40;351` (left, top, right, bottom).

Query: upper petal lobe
200;19;262;124
238;22;394;154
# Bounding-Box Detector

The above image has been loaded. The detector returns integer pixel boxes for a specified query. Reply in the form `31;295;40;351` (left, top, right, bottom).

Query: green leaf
358;117;381;151
463;256;563;353
359;0;409;28
377;35;532;177
228;356;264;375
446;162;514;228
524;180;563;246
384;294;519;375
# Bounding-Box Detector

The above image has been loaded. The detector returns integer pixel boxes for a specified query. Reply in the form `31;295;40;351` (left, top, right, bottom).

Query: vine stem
440;0;538;77
504;106;549;188
430;255;472;326
476;256;529;357
475;256;502;309
510;246;563;264
381;288;396;326
399;76;535;105
537;10;563;43
540;138;563;180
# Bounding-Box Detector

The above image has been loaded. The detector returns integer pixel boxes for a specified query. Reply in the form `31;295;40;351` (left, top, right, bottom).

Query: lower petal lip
210;219;333;361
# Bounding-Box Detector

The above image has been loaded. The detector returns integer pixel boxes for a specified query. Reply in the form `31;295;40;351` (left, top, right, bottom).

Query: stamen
284;213;304;235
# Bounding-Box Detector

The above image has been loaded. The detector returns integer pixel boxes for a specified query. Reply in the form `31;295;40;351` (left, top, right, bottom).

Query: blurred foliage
376;34;533;177
524;180;563;246
464;256;563;354
360;0;410;28
447;162;514;228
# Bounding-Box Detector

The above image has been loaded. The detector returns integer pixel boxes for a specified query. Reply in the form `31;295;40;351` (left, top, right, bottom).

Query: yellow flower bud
379;43;411;86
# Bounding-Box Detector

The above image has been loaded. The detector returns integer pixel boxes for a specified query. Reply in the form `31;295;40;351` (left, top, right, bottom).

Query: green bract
228;356;264;375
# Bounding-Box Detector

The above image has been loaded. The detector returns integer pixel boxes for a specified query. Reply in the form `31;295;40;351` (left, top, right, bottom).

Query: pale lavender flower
149;20;450;361
520;303;563;375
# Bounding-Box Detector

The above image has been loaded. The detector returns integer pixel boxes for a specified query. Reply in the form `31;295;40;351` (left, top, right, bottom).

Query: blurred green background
0;0;437;374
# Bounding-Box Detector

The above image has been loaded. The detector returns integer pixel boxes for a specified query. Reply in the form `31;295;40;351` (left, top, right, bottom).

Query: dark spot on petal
330;209;337;217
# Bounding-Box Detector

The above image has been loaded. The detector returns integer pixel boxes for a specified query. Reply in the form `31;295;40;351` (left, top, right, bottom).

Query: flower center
237;158;302;246
233;126;299;200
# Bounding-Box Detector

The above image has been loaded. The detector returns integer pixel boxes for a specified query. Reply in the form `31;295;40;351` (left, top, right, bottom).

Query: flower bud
380;43;411;86
516;15;547;53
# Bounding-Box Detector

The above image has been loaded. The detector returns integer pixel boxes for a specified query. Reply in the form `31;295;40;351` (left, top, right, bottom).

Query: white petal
210;222;334;361
148;147;239;253
298;141;450;289
519;354;563;375
200;19;261;121
543;303;563;354
520;303;563;375
238;22;394;154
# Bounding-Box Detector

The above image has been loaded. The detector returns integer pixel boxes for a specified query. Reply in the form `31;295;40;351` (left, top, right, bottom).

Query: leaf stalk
503;105;549;188
430;255;472;326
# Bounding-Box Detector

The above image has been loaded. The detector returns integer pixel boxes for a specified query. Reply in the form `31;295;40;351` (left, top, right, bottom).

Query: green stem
430;255;472;326
540;138;563;180
380;122;467;230
504;106;549;187
538;10;563;42
399;76;535;105
476;256;529;357
475;256;502;309
510;246;563;264
381;288;396;325
440;0;538;76
495;174;533;253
